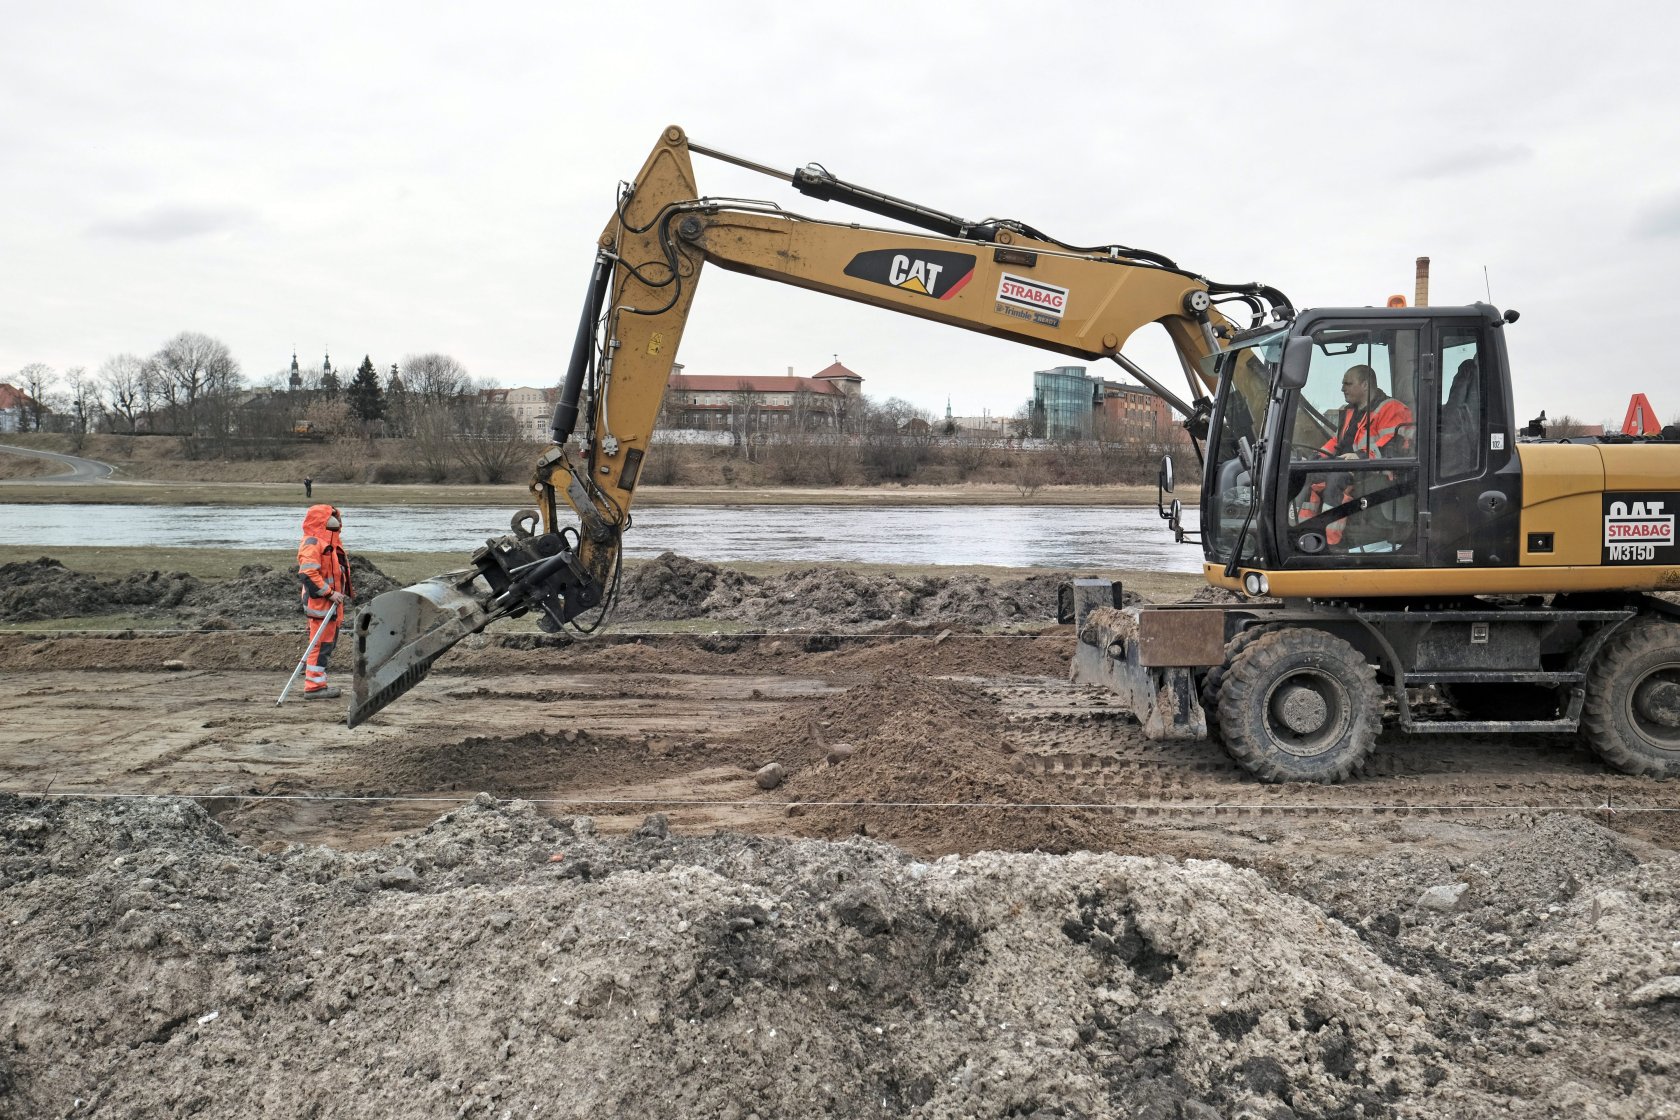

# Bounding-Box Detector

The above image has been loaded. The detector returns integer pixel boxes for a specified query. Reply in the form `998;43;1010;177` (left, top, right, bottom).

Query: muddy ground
1;554;1677;1118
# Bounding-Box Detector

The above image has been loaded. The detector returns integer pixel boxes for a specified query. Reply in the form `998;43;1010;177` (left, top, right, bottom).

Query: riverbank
0;477;1161;507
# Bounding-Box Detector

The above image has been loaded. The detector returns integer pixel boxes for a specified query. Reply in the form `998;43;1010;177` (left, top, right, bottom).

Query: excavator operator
1324;364;1413;459
296;504;353;700
1299;365;1415;547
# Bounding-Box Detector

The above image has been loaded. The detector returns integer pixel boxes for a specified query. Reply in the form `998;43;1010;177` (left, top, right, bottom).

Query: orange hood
301;504;342;545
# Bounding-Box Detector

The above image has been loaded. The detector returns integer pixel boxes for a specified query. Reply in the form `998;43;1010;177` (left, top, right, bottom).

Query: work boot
303;686;342;700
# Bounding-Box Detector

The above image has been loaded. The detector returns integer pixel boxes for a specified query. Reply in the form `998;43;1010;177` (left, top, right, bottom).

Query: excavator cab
1198;303;1521;592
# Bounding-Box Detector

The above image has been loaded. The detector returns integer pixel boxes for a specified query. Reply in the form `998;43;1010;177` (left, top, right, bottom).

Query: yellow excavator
350;125;1680;783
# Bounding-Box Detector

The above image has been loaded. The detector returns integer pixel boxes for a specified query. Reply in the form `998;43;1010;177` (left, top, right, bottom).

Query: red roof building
0;383;37;434
664;361;863;431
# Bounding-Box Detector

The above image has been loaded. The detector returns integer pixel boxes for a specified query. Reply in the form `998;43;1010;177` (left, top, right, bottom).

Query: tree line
8;333;534;482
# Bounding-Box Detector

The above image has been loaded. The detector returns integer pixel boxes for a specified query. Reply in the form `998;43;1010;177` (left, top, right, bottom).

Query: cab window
1437;329;1486;479
1283;326;1421;558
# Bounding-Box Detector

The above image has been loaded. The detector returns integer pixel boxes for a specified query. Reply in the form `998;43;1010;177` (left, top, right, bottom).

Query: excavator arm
348;125;1291;726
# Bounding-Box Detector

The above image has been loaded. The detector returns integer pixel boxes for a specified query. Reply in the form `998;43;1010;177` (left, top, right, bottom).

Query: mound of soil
0;556;400;628
736;670;1108;854
0;558;200;622
183;556;400;628
3;795;1674;1119
614;552;1105;631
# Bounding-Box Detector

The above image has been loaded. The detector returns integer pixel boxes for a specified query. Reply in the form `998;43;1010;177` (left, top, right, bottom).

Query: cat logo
1602;493;1679;564
843;249;976;301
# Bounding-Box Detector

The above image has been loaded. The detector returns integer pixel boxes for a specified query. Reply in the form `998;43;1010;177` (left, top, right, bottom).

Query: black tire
1443;683;1561;721
1201;626;1269;743
1217;629;1380;783
1581;618;1680;778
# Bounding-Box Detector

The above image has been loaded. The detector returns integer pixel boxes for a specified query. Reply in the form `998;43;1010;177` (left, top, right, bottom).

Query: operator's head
1341;365;1378;407
326;507;342;531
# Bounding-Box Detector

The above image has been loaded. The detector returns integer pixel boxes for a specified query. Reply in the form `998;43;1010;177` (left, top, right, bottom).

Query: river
0;503;1204;571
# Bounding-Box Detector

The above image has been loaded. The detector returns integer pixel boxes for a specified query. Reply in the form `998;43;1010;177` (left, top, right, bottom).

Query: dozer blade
348;572;497;728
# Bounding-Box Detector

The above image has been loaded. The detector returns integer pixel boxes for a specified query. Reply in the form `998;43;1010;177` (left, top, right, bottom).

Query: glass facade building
1031;366;1100;440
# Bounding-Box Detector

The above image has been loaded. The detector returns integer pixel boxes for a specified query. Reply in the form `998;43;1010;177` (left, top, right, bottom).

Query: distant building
1098;379;1183;444
0;383;38;433
1030;366;1101;440
947;413;1012;438
501;386;557;440
663;360;864;431
1028;365;1185;444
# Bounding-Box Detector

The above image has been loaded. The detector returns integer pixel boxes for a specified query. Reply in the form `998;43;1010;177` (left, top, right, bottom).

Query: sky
3;1;1678;427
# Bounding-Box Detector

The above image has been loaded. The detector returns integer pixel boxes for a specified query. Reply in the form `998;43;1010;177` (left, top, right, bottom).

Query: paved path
0;442;115;483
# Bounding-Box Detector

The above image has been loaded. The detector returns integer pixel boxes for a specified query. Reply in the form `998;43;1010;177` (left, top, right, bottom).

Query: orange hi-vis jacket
1300;394;1415;544
1319;393;1413;459
297;504;352;621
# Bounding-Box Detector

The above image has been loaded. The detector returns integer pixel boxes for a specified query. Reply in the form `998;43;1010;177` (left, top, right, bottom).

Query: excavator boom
348;125;1290;726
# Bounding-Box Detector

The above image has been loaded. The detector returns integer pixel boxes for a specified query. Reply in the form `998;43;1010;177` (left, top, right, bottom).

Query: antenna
1483;265;1493;303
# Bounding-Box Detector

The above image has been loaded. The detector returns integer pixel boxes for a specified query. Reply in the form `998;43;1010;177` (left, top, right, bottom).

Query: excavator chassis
1068;581;1680;782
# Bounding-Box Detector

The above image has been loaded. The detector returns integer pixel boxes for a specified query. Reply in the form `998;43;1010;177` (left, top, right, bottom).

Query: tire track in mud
987;678;1674;820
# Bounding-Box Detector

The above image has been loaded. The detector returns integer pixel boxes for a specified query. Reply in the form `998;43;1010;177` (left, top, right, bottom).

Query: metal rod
1109;352;1196;419
688;141;791;182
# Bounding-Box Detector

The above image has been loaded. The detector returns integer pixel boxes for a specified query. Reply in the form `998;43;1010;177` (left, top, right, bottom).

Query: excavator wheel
1581;617;1680;778
1217;629;1380;783
1200;626;1271;743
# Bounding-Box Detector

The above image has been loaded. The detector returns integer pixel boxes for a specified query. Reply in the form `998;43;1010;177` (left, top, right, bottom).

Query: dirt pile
9;796;1673;1119
0;557;201;622
615;552;1096;630
740;670;1107;854
0;556;399;627
183;556;400;628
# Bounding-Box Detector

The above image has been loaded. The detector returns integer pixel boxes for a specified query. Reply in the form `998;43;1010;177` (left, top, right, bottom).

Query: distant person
303;476;313;498
296;504;352;700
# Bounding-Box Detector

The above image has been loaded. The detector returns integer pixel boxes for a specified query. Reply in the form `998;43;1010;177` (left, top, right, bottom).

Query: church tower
288;350;302;391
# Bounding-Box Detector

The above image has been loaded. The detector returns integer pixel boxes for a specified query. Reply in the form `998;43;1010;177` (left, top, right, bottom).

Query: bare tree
857;396;933;481
62;367;98;451
406;407;456;482
390;353;471;444
401;353;472;403
453;391;531;483
16;363;53;432
727;380;762;461
100;353;148;436
150;332;242;458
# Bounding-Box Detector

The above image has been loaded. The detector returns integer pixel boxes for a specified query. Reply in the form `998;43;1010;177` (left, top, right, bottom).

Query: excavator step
1399;718;1578;734
1403;670;1584;685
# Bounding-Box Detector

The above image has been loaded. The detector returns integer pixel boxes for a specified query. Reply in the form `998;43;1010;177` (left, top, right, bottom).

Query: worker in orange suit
296;504;353;699
1298;365;1414;546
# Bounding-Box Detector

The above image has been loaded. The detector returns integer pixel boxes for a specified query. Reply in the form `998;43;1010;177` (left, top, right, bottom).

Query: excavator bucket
348;573;496;728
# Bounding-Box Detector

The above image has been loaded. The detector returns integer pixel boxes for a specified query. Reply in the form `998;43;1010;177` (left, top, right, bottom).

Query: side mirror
1156;455;1176;520
1168;498;1185;542
1279;339;1311;389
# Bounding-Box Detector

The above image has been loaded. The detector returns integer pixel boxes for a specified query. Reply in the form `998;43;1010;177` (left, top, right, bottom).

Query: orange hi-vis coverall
1298;393;1414;545
296;504;352;693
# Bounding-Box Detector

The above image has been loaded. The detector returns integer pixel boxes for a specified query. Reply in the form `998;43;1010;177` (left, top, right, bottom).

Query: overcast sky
3;1;1677;426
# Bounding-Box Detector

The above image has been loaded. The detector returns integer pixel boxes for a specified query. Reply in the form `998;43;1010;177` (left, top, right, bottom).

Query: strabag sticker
843;249;976;300
1603;494;1678;563
995;272;1069;327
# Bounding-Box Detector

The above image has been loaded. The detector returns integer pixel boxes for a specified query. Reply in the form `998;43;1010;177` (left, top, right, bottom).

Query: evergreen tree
348;354;385;423
320;367;341;397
